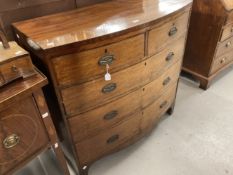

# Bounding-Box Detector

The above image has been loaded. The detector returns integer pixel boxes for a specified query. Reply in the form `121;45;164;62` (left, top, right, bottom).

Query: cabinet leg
167;102;175;115
53;143;70;175
199;78;210;90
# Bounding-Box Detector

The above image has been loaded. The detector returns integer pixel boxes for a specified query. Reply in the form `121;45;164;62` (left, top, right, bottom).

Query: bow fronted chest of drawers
12;0;192;174
183;0;233;90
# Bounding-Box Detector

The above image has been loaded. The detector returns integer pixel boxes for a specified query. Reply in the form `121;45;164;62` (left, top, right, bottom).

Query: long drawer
68;61;180;143
61;37;185;116
52;34;145;87
75;84;177;166
148;10;189;56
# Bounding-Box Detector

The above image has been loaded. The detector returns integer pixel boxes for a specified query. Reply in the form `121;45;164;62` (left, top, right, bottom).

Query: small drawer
220;24;233;41
141;84;177;132
0;56;35;86
216;36;233;57
75;112;141;166
52;34;145;87
211;49;233;75
148;11;189;56
68;60;181;143
0;97;49;175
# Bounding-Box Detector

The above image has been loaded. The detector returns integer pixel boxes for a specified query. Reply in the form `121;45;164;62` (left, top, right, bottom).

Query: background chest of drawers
0;36;69;175
13;0;192;174
183;0;233;90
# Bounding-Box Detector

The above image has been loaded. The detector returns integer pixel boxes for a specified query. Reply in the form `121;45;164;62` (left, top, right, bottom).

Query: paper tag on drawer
105;73;111;81
105;64;111;81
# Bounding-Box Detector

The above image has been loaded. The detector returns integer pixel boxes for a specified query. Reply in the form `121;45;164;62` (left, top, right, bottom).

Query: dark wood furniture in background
0;0;76;40
13;0;192;174
0;0;113;41
0;33;70;175
75;0;108;7
183;0;233;90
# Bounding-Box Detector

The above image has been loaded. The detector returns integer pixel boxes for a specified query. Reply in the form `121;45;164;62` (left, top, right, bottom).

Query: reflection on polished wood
13;0;192;50
13;1;192;174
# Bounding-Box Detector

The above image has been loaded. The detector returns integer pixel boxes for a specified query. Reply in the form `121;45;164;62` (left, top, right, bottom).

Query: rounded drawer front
52;34;145;87
141;84;177;132
68;89;141;143
148;10;189;56
142;60;181;108
75;112;141;166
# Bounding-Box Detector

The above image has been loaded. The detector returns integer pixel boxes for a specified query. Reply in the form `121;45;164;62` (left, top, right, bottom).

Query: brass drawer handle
169;26;178;36
104;110;118;120
102;83;117;93
160;101;168;109
3;134;20;149
107;134;119;144
226;41;231;48
163;77;171;86
166;52;174;62
98;54;114;66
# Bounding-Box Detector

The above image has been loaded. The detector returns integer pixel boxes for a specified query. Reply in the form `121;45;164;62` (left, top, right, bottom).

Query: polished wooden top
13;0;192;50
0;41;27;63
221;0;233;11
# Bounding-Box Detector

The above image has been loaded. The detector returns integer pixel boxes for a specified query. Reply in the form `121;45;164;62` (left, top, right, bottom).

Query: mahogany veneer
183;0;233;90
12;0;192;174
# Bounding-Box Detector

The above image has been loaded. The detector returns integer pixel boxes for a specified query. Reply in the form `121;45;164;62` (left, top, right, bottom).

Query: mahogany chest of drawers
183;0;233;90
0;39;69;175
12;0;192;174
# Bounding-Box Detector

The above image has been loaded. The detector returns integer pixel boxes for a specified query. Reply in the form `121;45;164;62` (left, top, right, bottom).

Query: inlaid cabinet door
0;96;49;175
